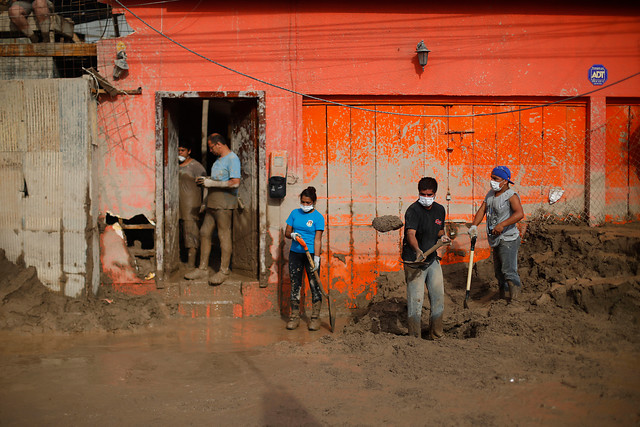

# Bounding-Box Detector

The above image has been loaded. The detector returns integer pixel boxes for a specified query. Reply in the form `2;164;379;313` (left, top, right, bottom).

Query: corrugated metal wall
0;78;97;297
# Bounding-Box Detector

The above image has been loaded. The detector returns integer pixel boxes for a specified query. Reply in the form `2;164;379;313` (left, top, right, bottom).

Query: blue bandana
492;166;514;184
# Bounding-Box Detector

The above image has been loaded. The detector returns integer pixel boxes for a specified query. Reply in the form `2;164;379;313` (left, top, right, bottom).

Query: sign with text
588;65;608;86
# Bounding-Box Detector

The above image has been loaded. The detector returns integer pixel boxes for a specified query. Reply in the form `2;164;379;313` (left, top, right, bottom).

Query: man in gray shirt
178;142;206;269
468;166;525;301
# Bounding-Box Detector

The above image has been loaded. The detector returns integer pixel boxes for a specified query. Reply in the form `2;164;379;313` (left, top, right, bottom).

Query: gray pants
492;236;522;292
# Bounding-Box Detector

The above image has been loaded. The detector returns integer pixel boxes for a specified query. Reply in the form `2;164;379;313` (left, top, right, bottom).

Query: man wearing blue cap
468;166;525;301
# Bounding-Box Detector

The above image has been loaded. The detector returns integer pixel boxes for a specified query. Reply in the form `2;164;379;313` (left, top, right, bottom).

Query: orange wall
96;1;640;305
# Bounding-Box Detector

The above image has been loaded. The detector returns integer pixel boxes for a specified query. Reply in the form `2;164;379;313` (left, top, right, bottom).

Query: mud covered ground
0;221;639;426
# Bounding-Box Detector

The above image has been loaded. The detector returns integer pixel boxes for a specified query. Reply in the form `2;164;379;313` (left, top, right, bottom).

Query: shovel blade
463;290;470;309
327;293;335;332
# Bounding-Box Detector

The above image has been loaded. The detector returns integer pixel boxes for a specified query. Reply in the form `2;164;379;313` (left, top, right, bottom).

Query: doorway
155;91;266;283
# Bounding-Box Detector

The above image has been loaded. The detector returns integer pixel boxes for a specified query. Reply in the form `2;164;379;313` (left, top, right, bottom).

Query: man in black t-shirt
402;177;449;339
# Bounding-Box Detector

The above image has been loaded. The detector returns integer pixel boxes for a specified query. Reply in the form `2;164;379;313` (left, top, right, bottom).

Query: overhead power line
113;0;640;119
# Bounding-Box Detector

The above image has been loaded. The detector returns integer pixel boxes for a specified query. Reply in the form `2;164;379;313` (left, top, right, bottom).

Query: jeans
289;251;322;304
492;236;521;292
404;260;444;326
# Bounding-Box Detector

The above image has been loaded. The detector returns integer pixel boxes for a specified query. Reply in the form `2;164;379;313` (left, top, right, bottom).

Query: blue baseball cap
492;166;514;184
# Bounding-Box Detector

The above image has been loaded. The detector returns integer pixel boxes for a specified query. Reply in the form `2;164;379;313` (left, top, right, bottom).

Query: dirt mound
346;221;640;343
0;250;167;333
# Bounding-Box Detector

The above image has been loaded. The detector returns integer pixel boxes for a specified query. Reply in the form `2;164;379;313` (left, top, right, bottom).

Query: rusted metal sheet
23;151;61;232
24;79;60;152
0;79;94;297
0;43;95;57
606;104;640;222
0;80;25;151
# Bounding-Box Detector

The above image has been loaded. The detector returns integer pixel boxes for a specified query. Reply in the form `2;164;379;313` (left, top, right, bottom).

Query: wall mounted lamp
416;40;431;70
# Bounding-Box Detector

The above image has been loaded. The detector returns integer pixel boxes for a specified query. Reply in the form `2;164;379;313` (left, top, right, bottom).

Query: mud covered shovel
294;236;335;332
464;236;477;309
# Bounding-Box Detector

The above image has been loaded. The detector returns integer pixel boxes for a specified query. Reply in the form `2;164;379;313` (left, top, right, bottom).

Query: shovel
402;239;451;266
463;235;477;309
294;236;335;332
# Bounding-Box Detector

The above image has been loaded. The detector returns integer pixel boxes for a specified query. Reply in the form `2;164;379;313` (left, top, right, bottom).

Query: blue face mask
300;204;314;213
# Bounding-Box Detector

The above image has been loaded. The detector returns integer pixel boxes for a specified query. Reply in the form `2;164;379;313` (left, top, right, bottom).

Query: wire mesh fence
0;0;133;78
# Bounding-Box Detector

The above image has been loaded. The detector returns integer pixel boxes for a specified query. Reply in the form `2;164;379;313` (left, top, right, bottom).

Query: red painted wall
97;1;640;307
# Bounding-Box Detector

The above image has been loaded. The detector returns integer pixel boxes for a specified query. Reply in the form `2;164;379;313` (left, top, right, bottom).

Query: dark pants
289;251;322;304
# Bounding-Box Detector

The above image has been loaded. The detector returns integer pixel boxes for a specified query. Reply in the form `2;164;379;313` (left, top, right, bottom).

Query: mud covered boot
407;317;421;338
508;281;521;302
308;300;322;331
286;302;300;330
499;284;507;300
429;315;444;340
209;269;230;286
184;267;208;280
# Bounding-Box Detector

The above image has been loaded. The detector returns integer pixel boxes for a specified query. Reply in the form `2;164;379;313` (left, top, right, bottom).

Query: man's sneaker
184;268;208;280
209;270;230;286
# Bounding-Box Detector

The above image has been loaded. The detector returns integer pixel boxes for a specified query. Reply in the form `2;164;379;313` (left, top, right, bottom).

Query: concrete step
161;276;279;319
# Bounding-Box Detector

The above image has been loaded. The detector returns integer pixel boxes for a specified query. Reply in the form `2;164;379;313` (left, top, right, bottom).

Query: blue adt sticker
588;65;607;86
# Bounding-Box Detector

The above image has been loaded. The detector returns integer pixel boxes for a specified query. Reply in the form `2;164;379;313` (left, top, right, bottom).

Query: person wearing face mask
402;177;450;339
284;186;325;331
178;142;206;269
468;166;525;301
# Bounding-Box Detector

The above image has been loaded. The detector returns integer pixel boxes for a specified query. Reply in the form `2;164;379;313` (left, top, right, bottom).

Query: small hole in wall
105;213;155;250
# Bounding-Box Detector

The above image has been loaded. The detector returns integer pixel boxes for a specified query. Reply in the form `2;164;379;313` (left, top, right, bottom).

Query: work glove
199;177;226;188
415;248;425;262
311;255;321;272
290;232;301;242
468;225;478;238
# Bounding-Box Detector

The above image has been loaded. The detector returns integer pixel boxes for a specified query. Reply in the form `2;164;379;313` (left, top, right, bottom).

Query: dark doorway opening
159;94;261;283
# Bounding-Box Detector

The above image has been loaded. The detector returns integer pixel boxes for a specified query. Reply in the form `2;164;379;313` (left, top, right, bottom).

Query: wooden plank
0;43;96;57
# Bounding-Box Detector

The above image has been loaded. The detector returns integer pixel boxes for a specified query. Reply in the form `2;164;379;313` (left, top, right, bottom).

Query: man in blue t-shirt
185;133;241;285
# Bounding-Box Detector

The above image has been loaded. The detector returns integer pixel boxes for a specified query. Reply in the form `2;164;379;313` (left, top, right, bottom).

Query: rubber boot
308;300;322;331
286;302;300;330
429;315;444;340
508;281;521;302
407;317;421;338
499;285;507;300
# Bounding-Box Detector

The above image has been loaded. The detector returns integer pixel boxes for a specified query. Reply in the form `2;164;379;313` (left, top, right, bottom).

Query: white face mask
178;155;186;163
490;180;503;191
418;196;435;207
300;204;314;213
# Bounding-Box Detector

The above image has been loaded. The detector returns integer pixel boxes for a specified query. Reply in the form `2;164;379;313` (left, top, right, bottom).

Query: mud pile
345;221;640;342
0;250;167;333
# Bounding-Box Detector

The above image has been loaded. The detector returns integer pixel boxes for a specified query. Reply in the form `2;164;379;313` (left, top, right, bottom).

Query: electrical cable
113;0;640;119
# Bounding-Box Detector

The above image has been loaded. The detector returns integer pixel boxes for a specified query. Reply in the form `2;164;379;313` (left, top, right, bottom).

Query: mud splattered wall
0;78;98;297
605;104;640;222
93;2;640;302
303;101;590;307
